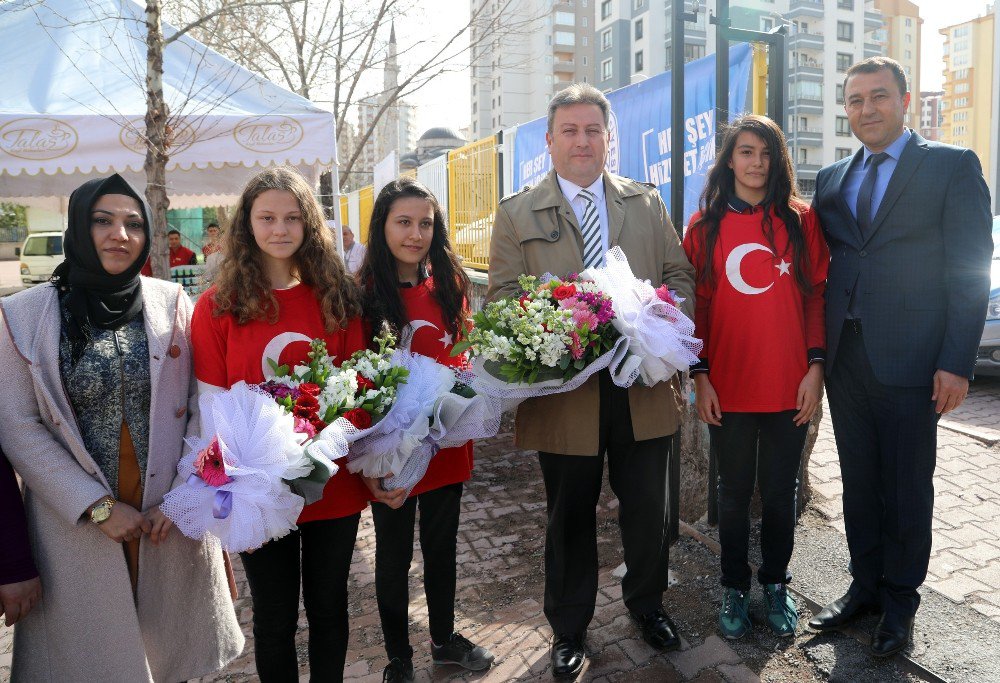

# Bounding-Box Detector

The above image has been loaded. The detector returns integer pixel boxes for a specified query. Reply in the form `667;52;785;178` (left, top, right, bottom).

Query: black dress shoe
631;608;682;651
870;612;914;658
551;633;585;678
807;590;879;632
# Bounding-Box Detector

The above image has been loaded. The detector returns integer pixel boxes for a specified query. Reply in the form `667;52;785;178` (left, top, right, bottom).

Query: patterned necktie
578;188;603;269
855;151;889;236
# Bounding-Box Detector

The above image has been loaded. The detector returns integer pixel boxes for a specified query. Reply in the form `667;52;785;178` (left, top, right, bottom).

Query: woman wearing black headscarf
0;174;243;682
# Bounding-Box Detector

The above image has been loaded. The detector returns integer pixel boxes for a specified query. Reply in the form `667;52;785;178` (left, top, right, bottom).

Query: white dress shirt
556;174;609;267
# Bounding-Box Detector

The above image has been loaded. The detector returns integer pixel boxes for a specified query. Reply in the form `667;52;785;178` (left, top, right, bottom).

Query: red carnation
343;408;372;429
552;283;577;301
293;393;320;421
356;375;375;393
518;293;531;309
298;382;321;397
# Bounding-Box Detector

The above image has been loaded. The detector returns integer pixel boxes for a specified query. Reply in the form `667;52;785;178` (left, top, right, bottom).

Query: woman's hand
361;475;407;510
0;576;42;626
793;363;825;426
144;506;173;545
94;500;150;542
693;374;722;426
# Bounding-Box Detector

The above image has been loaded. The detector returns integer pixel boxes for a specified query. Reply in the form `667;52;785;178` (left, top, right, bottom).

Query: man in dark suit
808;56;993;657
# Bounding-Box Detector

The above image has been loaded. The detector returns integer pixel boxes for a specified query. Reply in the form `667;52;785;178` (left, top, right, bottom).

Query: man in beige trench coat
488;83;695;678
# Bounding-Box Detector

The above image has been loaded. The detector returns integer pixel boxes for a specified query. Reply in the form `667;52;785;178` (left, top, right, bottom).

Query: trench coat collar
531;170;643;246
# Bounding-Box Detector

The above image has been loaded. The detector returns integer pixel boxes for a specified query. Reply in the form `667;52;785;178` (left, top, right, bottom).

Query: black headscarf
52;174;152;355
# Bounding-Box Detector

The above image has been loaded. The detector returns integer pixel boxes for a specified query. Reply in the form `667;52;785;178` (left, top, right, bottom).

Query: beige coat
488;170;696;455
0;279;244;683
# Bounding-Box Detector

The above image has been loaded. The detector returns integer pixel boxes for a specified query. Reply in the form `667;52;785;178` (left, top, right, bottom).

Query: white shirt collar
556;174;605;204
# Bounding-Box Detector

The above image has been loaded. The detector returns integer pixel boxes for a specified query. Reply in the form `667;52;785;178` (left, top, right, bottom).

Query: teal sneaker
762;583;798;637
719;587;752;639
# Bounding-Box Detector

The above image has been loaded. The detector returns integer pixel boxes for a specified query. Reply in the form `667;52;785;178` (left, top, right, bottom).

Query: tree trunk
145;0;170;279
319;171;335;217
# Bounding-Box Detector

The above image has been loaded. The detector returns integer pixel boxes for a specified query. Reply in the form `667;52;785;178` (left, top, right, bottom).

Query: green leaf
450;341;472;356
574;359;585;370
558;354;570;370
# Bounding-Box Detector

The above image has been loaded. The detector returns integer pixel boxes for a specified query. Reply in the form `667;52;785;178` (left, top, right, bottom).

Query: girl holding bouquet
682;115;829;640
357;178;494;681
191;167;368;681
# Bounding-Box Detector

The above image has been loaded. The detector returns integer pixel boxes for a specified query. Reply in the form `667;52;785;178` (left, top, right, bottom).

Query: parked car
16;231;63;287
976;216;1000;377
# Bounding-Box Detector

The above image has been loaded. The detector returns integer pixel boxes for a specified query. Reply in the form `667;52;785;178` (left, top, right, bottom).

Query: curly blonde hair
212;166;361;330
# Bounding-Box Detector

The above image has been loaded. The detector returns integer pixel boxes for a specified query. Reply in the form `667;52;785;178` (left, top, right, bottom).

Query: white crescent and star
402;320;452;351
724;242;790;296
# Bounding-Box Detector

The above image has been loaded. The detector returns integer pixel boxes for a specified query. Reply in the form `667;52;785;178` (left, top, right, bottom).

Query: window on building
837;21;854;42
555;31;575;45
955;82;969;93
836;52;853;72
905;32;912;43
633;0;644;9
601;28;612;51
555;11;574;25
635;50;644;72
799;148;808;164
904;49;911;59
601;0;611;20
583;56;588;66
761;17;774;31
795;81;822;100
905;17;912;27
685;44;705;62
836;116;851;136
954;26;969;38
798;178;817;194
955;97;968;107
954;68;969;79
838;0;854;8
583;36;589;46
635;18;643;40
582;0;587;5
601;58;613;81
582;17;588;27
836;84;845;104
836;148;852;160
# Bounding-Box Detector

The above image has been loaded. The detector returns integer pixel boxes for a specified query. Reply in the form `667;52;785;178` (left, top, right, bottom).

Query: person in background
168;228;198;268
683;114;828;641
202;222;221;257
342;223;366;274
0;451;41;628
357;178;494;682
0;173;243;681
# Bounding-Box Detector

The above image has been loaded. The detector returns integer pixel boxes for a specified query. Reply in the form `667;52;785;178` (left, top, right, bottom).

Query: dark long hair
358;177;470;339
690;114;812;294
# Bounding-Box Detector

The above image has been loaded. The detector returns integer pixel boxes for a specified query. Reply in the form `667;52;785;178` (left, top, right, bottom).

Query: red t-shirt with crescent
682;205;829;412
391;278;473;498
191;283;370;522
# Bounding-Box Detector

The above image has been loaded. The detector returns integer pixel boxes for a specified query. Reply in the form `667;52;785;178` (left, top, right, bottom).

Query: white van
16;232;63;286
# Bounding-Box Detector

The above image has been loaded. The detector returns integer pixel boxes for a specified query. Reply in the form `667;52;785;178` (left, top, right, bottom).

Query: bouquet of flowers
581;246;702;386
453;272;625;390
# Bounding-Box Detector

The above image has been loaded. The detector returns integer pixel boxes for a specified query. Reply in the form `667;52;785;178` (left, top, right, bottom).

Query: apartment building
920;91;944;141
470;0;596;138
594;0;715;91
941;11;995;187
873;0;921;127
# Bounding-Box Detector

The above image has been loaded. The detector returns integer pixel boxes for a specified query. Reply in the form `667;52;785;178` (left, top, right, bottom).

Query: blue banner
511;43;754;226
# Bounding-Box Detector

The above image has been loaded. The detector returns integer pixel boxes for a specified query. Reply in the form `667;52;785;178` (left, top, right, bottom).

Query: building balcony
788;0;823;19
791;128;824;145
865;10;884;32
791;63;824;80
789;31;824;53
792;98;824;115
796;163;822;173
554;59;576;73
863;42;882;58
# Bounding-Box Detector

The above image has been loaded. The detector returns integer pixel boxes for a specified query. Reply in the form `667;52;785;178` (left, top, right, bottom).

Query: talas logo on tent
605;110;620;175
234;117;303;153
0;118;78;160
120;120;196;156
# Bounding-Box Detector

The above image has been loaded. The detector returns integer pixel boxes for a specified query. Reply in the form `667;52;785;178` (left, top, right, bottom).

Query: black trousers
826;321;938;617
240;514;361;683
371;482;463;661
538;374;672;636
710;411;806;592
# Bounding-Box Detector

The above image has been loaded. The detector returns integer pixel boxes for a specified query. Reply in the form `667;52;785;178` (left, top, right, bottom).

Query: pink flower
572;307;600;331
568;332;585;360
294;416;317;438
195;437;231;487
655;285;677;307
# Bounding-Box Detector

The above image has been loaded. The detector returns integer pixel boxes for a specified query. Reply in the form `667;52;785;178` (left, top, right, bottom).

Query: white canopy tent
0;0;339;212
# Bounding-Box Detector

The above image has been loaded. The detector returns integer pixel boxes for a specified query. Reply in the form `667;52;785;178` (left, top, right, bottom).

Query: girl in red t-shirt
191;167;367;681
682;115;829;641
357;178;494;681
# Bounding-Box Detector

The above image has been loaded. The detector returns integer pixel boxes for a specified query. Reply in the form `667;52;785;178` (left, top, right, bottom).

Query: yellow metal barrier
339;195;348;225
447;135;498;272
752;42;768;116
358;185;374;245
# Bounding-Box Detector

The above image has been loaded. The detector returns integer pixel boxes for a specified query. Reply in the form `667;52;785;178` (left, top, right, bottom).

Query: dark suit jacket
813;131;993;386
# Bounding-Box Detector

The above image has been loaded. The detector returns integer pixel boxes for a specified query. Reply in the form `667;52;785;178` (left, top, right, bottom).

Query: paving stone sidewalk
809;376;1000;626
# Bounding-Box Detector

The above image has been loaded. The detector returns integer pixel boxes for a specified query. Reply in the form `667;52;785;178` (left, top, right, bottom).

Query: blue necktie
856;152;889;236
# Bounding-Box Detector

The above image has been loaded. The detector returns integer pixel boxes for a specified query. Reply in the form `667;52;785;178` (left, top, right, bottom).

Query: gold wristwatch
89;497;115;525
